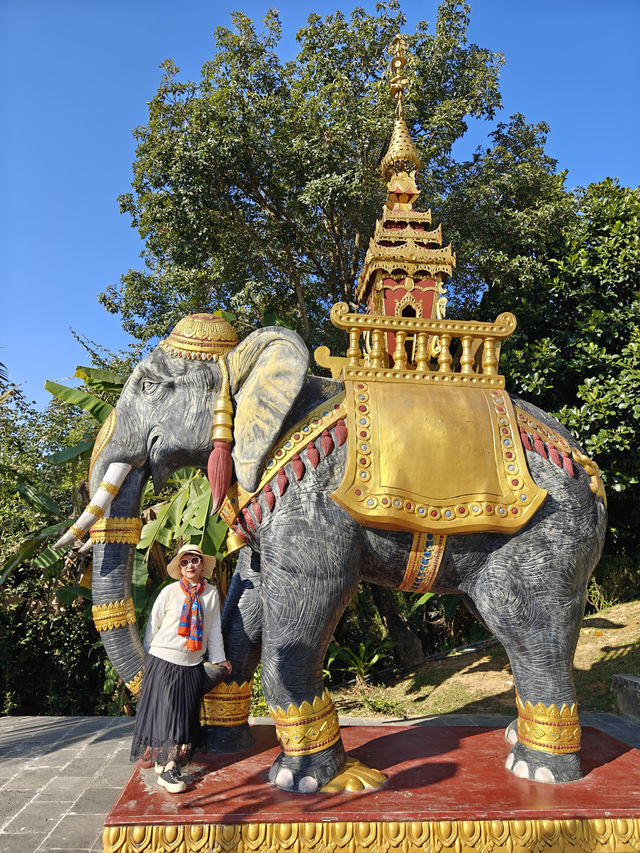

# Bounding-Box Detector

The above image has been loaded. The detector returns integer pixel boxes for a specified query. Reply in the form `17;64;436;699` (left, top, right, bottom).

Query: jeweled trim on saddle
515;407;606;502
397;532;447;593
220;392;346;529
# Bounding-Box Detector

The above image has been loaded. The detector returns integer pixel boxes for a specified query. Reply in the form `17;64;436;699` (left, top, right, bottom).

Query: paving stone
0;791;34;821
0;831;48;853
2;768;54;791
3;801;65;835
58;756;112;777
35;776;91;802
71;787;121;815
39;813;104;851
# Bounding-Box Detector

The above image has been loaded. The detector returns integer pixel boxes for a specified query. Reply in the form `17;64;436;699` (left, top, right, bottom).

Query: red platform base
103;724;640;852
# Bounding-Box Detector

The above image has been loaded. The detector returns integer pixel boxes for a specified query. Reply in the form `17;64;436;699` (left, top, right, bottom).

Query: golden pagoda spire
380;35;421;209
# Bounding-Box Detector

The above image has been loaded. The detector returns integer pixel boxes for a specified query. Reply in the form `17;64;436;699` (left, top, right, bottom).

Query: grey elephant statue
55;311;606;793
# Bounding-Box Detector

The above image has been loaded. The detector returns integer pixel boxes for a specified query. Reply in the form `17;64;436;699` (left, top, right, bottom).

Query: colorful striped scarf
177;577;205;651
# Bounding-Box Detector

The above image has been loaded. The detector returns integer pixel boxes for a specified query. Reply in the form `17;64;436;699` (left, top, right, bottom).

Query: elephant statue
56;312;606;793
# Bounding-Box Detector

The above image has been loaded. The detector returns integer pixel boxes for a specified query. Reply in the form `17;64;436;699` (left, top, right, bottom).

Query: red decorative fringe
242;508;256;533
251;498;262;524
233;522;249;542
519;428;532;451
532;432;548;459
264;483;275;512
277;467;289;496
291;452;305;481
207;440;233;515
334;418;347;447
547;442;562;467
306;441;320;469
561;451;575;477
321;428;334;457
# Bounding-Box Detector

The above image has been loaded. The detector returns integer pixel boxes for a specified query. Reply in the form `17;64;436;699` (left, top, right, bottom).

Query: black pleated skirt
130;653;204;767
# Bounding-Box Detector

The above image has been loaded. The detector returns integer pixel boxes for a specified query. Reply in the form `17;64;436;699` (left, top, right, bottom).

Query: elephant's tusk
53;462;132;549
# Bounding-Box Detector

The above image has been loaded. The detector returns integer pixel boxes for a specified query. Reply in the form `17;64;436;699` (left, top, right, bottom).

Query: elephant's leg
206;547;262;753
466;546;586;783
259;519;361;793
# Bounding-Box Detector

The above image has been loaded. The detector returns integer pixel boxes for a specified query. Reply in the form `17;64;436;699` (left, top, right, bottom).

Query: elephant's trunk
53;461;132;549
90;464;149;692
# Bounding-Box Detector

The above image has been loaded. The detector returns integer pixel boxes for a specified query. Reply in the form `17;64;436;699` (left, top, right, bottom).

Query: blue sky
1;0;638;408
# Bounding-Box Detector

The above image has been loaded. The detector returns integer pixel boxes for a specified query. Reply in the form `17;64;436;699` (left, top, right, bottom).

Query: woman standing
130;544;231;793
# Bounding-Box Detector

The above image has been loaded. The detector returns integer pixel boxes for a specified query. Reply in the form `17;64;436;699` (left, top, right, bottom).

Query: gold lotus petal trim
86;504;105;519
516;693;581;754
102;817;640;853
381;118;421;180
89;517;142;545
159;313;239;361
201;680;253;726
270;689;341;756
89;409;117;489
92;597;136;632
98;480;120;497
125;669;144;695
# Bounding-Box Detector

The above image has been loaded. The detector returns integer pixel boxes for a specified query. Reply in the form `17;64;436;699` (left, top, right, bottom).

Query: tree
100;0;504;348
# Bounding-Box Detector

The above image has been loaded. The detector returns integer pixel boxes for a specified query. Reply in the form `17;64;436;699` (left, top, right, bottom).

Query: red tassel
561;451;575;477
242;508;256;532
547;442;562;467
291;452;305;481
519;427;532;452
532;433;547;459
233;522;249;543
277;467;289;496
334;418;347;447
306;441;320;469
207;440;233;515
321;428;334;457
264;483;275;512
251;498;262;524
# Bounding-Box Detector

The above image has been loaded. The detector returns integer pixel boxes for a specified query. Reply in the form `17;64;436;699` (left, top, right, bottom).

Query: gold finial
381;35;421;209
390;35;408;118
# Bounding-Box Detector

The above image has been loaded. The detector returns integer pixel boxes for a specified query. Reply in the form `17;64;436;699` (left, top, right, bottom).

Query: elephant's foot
206;723;254;754
505;741;582;784
268;741;346;793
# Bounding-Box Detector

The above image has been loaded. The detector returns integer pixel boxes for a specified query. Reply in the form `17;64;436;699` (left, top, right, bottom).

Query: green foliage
330;637;396;685
100;1;503;347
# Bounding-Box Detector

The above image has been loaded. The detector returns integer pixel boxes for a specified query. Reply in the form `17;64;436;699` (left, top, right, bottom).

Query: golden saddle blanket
331;379;547;534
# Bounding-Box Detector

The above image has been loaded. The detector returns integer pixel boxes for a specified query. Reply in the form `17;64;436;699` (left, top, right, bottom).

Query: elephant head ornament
56;313;607;793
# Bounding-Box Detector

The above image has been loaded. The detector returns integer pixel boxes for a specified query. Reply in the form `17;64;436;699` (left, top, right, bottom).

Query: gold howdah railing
315;302;516;388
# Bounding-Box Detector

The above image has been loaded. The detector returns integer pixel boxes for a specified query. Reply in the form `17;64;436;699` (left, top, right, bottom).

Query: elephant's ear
228;327;309;492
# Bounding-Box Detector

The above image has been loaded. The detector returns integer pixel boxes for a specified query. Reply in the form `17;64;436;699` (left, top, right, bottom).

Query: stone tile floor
0;713;638;853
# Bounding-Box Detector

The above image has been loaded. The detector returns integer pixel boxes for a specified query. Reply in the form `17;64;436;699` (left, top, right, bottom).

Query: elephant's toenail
505;753;514;770
275;768;294;789
534;767;555;783
513;760;530;779
298;776;318;793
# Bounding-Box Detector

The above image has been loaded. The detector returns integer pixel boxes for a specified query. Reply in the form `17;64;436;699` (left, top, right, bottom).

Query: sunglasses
179;555;203;568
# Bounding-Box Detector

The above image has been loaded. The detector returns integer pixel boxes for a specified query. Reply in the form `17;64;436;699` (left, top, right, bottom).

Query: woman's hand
217;659;232;674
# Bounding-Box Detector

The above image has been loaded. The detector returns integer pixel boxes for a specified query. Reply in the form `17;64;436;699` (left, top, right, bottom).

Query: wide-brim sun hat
167;543;216;580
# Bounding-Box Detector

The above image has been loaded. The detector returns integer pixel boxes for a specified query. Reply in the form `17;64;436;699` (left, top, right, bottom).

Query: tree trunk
369;584;425;669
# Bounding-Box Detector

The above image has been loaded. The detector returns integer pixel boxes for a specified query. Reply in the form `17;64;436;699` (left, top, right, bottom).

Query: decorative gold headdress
159;313;238;360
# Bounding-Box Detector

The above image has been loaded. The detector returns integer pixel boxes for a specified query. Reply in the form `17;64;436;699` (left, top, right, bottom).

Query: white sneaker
157;765;186;793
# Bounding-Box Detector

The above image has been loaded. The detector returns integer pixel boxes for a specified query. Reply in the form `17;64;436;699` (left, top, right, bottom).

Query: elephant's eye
141;379;160;395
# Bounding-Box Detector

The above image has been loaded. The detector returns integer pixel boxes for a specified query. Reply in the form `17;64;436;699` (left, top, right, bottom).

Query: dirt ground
332;600;640;720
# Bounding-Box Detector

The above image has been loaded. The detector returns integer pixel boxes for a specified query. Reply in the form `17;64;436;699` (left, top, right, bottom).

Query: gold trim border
397;532;447;593
270;689;341;756
516;694;581;755
89;409;117;488
201;680;253;726
125;669;144;695
92;598;136;633
103;817;640;853
90;517;142;545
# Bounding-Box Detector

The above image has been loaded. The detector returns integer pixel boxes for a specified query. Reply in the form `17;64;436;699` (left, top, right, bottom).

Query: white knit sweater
143;581;226;667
